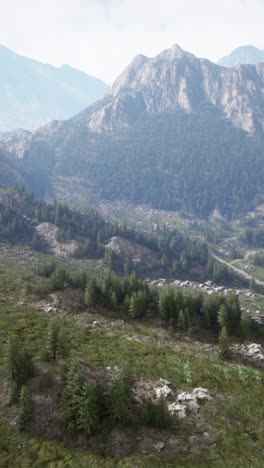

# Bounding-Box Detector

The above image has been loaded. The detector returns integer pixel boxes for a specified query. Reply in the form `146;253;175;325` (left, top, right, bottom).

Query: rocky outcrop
168;388;213;419
36;222;77;258
133;377;213;420
233;342;264;363
105;236;158;266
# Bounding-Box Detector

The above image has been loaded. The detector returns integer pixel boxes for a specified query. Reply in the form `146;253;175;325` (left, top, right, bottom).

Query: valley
1;37;264;467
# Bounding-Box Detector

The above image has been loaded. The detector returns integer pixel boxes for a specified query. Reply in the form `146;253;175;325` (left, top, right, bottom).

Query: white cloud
0;0;263;83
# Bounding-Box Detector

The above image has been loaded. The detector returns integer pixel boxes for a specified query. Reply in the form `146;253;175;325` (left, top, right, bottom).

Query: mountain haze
1;44;264;217
218;45;264;68
0;45;108;132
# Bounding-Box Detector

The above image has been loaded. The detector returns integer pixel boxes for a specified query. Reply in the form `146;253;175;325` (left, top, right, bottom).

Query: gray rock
155;385;172;399
153;441;165;452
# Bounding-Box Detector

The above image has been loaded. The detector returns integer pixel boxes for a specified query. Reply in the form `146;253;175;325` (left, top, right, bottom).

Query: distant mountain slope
218;45;264;67
0;45;108;131
2;44;264;217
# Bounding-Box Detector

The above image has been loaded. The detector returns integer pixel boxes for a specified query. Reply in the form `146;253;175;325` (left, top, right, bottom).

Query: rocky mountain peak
218;45;264;67
110;54;149;96
157;43;186;60
87;44;264;136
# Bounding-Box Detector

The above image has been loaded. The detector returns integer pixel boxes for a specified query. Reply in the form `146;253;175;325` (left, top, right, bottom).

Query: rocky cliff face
88;44;264;135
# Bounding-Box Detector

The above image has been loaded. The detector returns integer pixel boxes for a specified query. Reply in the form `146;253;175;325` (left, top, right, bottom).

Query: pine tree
61;364;86;434
129;293;137;319
85;277;97;311
240;311;250;340
57;326;70;358
218;326;231;359
177;309;186;331
129;271;138;293
108;364;132;424
111;291;118;310
124;294;130;314
5;335;34;400
217;305;228;330
18;386;33;429
50;265;67;291
77;382;99;434
46;321;60;360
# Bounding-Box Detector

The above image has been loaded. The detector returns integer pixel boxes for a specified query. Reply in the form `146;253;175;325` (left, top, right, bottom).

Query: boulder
153;441;165;452
168;402;186;419
155;385;171;399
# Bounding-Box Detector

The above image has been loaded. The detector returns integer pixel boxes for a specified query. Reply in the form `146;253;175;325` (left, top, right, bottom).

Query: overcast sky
1;0;264;83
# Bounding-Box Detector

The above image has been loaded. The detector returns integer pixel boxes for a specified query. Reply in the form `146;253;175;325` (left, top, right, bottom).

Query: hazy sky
1;0;264;83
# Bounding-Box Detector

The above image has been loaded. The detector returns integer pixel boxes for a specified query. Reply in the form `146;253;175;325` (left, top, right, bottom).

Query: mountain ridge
1;43;264;217
218;45;264;68
0;44;108;132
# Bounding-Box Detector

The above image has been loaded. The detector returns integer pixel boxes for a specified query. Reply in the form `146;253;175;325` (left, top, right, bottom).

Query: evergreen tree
5;335;33;400
18;386;33;429
218;326;231;359
57;326;70;358
129;271;138;293
46;321;60;360
77;382;99;434
50;265;67;290
129;293;137;319
124;294;131;314
240;310;250;340
108;364;132;424
61;364;86;434
177;309;186;331
129;291;148;319
111;291;118;310
85;277;97;311
217;305;228;330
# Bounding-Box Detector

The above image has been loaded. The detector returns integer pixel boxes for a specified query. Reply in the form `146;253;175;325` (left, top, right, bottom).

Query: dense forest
0;188;211;278
90;109;264;218
49;107;264;218
2;107;264;218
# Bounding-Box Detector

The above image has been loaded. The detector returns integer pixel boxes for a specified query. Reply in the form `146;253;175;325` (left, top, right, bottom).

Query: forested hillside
83;109;264;217
0;187;211;279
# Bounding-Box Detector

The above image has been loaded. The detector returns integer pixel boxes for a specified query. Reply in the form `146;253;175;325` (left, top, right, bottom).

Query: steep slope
0;45;108;132
2;44;264;216
88;44;264;135
219;45;264;68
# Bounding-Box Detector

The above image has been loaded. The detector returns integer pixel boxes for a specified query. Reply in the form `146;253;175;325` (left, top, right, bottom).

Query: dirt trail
209;249;264;287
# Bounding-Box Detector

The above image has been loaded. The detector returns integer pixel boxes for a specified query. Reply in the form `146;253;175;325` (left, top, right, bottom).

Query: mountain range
218;45;264;68
1;43;264;217
0;44;108;132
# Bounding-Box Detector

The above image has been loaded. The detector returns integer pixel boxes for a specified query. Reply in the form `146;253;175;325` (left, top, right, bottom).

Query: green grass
0;246;264;466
